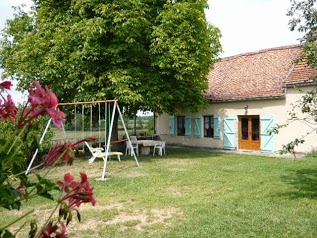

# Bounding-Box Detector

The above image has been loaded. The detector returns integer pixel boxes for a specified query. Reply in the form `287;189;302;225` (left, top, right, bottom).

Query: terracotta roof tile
285;59;317;84
205;45;316;101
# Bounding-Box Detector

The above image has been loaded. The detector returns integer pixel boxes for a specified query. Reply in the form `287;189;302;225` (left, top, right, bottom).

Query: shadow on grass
78;148;225;163
163;148;225;158
280;169;317;199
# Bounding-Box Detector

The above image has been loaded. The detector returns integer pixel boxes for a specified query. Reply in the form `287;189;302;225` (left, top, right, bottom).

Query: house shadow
280;168;317;199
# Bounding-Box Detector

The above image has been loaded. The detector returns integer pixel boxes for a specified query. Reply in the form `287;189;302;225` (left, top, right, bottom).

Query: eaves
206;95;285;103
284;80;317;88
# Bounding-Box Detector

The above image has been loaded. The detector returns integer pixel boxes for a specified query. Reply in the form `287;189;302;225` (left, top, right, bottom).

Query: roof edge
220;44;303;62
207;95;285;103
285;80;317;87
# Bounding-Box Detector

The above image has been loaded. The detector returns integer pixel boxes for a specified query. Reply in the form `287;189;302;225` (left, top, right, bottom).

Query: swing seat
89;151;123;163
85;142;122;163
107;152;123;161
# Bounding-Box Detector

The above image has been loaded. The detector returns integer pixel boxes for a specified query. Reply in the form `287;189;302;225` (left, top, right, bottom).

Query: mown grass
1;149;317;237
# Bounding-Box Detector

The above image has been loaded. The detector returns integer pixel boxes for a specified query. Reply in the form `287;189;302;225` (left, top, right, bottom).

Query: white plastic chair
130;136;137;142
125;141;139;156
85;142;122;163
153;141;166;156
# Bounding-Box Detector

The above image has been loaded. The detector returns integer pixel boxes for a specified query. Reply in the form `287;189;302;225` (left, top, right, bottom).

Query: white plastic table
135;140;162;155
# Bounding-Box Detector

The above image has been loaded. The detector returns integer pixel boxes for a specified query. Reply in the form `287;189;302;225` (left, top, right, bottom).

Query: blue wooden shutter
214;115;221;139
260;115;275;153
169;116;175;136
185;116;192;137
224;116;236;150
194;116;202;138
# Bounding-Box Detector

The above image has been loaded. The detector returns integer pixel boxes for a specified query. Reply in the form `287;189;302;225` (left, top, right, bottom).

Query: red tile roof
205;45;317;101
286;59;317;84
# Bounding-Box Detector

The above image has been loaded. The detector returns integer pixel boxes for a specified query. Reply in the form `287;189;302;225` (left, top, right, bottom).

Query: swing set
26;99;139;180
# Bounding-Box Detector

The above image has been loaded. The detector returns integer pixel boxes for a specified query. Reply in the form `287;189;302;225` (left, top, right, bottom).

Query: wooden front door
239;115;260;150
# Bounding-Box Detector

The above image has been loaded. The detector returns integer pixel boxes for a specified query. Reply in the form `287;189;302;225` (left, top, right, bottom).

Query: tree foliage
273;1;317;155
0;0;221;115
288;0;317;67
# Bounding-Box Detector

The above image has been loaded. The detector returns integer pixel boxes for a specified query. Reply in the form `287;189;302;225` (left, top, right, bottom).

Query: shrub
0;80;96;237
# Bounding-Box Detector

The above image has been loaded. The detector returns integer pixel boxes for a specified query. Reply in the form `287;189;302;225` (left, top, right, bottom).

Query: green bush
0;115;54;167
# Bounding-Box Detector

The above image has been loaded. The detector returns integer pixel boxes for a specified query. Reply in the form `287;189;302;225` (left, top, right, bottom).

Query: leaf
35;174;59;200
0;229;15;238
66;211;72;225
76;209;81;223
28;221;37;238
0;185;21;210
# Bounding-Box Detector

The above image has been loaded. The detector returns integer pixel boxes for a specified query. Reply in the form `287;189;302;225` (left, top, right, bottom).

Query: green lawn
2;149;317;237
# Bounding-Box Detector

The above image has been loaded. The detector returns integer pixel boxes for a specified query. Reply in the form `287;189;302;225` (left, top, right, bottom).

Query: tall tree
0;0;221;115
273;0;317;154
288;0;317;67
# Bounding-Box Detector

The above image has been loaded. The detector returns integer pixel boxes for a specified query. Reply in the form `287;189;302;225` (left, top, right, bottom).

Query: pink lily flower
0;94;18;123
39;220;67;238
57;172;96;208
18;81;65;129
0;81;13;91
44;137;97;166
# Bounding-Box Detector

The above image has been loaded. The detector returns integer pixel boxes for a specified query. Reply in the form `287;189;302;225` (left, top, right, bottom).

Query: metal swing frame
26;99;139;180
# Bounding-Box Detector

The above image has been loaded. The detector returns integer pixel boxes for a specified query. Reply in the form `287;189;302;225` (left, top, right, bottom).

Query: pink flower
0;81;13;91
16;182;26;198
18;81;65;129
57;172;96;208
72;173;96;206
0;94;18;123
56;173;78;193
39;220;67;238
44;142;75;166
44;138;97;166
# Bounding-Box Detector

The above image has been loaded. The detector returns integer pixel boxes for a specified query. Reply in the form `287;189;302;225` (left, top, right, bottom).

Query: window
177;116;185;136
204;116;214;138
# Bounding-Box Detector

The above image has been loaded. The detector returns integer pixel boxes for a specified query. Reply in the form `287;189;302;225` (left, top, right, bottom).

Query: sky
0;0;304;102
206;0;304;57
0;0;32;102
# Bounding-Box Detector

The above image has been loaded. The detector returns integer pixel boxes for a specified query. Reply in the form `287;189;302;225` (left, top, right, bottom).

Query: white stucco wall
156;85;317;154
279;86;317;153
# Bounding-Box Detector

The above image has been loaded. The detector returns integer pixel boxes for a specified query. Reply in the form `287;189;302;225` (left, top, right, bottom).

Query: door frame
238;115;261;151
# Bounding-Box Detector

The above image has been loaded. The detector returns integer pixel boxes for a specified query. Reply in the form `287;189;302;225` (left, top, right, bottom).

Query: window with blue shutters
224;116;236;150
203;116;214;138
202;115;221;139
194;116;202;137
169;116;175;136
177;116;185;136
260;115;275;153
214;115;221;139
185;116;192;137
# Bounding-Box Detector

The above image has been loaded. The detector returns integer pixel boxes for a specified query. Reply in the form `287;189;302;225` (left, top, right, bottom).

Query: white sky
0;0;304;102
206;0;303;57
0;0;32;102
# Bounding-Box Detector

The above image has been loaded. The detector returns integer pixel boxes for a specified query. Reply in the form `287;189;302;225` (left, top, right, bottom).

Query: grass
2;149;317;237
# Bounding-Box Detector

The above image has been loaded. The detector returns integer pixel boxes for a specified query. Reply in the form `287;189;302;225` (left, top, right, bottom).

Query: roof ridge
283;61;297;83
206;44;308;101
220;44;303;62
